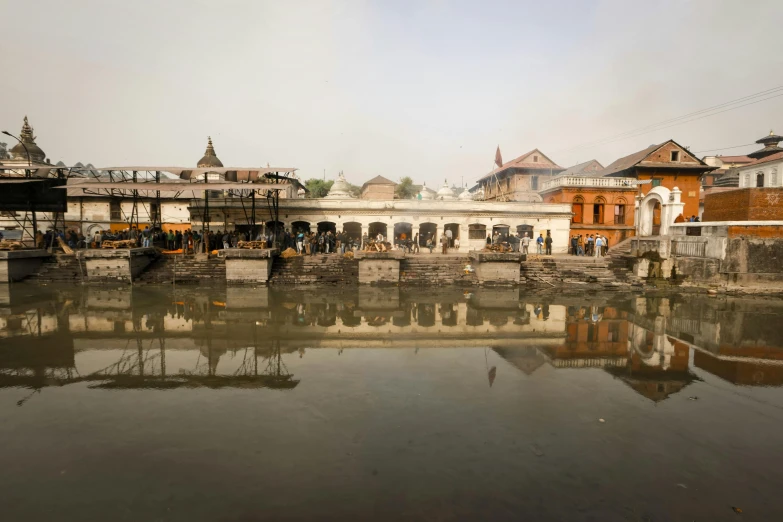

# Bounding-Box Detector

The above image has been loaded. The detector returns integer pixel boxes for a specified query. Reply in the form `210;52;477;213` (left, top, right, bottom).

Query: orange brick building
601;139;716;219
540;174;638;246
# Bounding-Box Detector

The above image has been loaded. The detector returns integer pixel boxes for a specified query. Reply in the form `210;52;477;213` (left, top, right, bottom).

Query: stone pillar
459;225;469;253
360;224;368;248
436;224;445;250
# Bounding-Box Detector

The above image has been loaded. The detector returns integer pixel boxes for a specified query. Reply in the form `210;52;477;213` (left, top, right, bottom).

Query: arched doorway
639;197;663;236
342;222;362;242
444;223;460;247
265;220;284;237
317;221;336;235
418;223;437;246
516;224;533;238
291;221;311;234
572;196;584;224
368;222;387;240
592;197;606;224
394;222;412;246
492;224;510;240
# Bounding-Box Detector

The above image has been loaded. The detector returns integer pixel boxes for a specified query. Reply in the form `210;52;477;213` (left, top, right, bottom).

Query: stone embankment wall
629;224;783;293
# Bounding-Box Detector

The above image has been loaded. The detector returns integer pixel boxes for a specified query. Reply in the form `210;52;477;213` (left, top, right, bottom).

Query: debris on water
676;483;687;489
688;396;699;401
598;418;606;423
529;444;544;457
731;506;743;514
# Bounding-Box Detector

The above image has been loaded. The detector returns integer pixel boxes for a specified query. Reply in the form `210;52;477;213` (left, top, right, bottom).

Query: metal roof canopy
55;181;291;191
96;166;297;175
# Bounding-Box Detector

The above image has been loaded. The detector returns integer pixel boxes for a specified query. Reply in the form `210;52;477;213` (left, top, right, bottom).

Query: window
670;150;680;162
531;176;539;191
615;204;626;225
772;169;778;186
572;198;584;224
593;201;605;224
651;178;662;187
150;202;160;221
757;172;765;187
533;155;538;162
110;200;122;220
468;224;486;239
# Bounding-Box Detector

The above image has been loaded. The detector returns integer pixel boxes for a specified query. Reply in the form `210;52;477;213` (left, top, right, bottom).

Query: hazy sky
1;0;781;187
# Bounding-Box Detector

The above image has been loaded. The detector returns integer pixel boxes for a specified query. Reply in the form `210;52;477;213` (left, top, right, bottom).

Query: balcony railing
541;176;637;191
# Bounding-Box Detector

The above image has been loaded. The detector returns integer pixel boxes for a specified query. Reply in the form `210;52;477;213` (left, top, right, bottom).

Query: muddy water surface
1;285;782;521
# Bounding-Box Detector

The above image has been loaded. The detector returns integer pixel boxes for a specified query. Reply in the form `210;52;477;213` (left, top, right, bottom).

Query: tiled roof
599;140;713;177
741;151;783;168
478;148;563;182
560;159;604;176
362;175;396;187
599;143;662;177
715;155;752;163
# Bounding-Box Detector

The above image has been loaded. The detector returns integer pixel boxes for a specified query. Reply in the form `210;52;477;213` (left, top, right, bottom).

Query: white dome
325;171;355;199
458;189;473;201
419;181;436;200
436;179;455;200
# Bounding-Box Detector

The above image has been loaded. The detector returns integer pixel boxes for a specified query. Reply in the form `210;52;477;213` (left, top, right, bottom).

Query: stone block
82;248;157;283
0;250;51;283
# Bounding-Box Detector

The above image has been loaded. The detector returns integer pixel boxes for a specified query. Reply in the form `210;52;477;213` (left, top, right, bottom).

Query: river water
1;284;782;521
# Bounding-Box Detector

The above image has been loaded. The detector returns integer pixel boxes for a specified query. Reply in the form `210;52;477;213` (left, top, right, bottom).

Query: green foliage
395;176;416;199
346;183;362;198
304;179;334;198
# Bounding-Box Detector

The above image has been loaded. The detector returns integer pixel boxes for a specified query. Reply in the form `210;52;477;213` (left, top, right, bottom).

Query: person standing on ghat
413;232;419;253
545;231;553;255
441;233;448;254
594;235;604;258
536;233;543;254
521;232;530;254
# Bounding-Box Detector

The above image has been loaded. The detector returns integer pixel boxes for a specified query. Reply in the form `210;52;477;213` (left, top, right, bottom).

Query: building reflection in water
0;286;781;403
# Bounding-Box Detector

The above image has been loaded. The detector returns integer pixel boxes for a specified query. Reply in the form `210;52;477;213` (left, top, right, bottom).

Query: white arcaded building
189;172;573;253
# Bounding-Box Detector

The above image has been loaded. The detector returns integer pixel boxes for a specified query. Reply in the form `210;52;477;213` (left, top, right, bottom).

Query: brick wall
361;184;395;200
703;188;783;221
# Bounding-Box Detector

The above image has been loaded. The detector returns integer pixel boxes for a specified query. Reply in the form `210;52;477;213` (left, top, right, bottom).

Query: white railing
540;175;637;191
672;240;707;258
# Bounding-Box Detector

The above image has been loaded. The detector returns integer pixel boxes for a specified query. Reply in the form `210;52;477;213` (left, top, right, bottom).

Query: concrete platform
223;248;279;284
468;251;525;285
354;251;405;284
0;249;52;283
82;248;158;283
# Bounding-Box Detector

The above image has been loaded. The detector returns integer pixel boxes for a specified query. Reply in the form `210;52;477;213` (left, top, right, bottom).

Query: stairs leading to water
135;255;226;285
520;255;642;287
400;255;477;286
26;253;85;284
269;254;359;285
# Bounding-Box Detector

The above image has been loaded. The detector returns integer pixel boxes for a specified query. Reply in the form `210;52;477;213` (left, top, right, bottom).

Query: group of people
568;234;610;257
487;230;555;255
292;230;357;255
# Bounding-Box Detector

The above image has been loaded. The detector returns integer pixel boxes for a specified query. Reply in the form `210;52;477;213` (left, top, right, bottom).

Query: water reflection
1;286;782;401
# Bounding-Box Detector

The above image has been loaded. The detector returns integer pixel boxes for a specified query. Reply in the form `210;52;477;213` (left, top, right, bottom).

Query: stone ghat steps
26;254;86;283
521;258;619;286
400;257;477;285
269;255;359;285
135;255;226;285
520;257;642;286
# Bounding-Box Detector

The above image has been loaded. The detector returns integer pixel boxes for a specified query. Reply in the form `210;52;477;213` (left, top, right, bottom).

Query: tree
304;179;334;198
395;176;416;200
346;183;362;198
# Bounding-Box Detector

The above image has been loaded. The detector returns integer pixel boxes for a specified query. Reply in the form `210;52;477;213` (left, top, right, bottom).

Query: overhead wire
555;85;783;155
